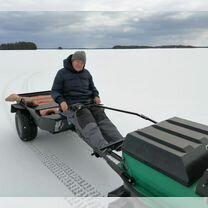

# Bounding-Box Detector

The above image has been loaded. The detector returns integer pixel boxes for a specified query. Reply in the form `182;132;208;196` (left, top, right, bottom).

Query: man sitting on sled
51;51;123;151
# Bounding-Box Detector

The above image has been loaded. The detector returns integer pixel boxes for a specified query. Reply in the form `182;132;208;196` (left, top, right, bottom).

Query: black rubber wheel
15;110;38;141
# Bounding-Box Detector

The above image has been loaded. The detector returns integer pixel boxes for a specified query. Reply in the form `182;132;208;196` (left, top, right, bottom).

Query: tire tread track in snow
29;144;104;197
65;197;110;208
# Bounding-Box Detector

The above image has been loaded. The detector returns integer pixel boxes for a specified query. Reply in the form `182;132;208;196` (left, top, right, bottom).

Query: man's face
72;60;85;72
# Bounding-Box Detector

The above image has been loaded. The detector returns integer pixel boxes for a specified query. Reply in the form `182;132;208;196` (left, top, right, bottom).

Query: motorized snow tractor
9;90;208;197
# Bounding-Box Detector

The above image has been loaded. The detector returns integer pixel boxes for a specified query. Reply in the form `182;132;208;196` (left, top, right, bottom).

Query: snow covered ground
0;48;208;197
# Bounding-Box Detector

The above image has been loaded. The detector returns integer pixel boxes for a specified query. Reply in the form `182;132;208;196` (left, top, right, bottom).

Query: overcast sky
0;0;208;11
0;11;208;48
0;1;208;48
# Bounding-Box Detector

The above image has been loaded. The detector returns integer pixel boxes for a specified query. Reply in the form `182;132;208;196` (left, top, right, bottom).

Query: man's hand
60;101;68;112
94;96;101;104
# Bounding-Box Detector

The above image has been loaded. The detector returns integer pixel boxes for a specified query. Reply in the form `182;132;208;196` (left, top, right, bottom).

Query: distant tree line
0;41;37;50
112;45;198;49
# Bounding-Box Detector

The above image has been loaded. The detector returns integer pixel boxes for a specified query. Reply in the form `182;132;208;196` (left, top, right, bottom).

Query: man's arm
89;74;99;98
89;73;101;104
51;71;65;104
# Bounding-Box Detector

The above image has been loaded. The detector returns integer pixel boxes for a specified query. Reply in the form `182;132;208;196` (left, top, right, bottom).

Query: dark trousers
71;107;123;149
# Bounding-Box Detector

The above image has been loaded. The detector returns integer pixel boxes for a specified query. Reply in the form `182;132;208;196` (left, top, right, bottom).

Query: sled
10;90;74;141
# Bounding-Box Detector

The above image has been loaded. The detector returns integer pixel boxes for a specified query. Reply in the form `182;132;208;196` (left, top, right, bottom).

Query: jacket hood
63;54;85;73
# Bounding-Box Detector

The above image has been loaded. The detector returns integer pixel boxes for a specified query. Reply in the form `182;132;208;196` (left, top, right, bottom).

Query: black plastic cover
122;117;208;186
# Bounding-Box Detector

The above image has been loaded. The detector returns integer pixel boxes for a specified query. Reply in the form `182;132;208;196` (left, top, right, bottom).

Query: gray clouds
0;11;208;48
0;0;208;11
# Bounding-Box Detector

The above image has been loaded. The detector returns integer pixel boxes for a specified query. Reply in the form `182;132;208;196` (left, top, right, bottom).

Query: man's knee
90;107;108;122
76;108;95;129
